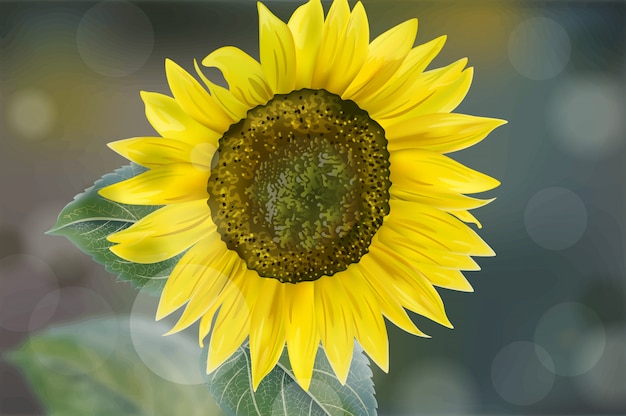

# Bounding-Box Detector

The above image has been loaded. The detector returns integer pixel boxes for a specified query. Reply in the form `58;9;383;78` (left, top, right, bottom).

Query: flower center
207;89;390;283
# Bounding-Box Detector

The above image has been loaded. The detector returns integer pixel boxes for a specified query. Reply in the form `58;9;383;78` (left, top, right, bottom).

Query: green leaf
5;316;224;416
208;343;377;416
48;164;181;294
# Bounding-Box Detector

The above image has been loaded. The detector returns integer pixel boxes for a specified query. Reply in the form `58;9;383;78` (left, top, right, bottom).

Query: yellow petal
98;163;210;205
311;0;350;89
342;18;418;101
206;270;251;372
353;264;429;337
390;184;495;212
367;58;467;121
202;46;273;108
385;113;507;153
377;225;481;270
156;231;226;320
288;0;324;89
341;271;389;372
106;199;214;264
451;210;482;228
194;59;249;122
357;35;446;112
320;2;370;95
413;263;474;292
361;240;453;328
315;275;354;384
165;250;242;335
198;265;261;346
379;65;474;124
249;279;286;390
258;2;296;94
389;148;500;195
284;282;318;391
140;91;221;146
387;199;495;256
107;136;216;169
165;59;234;133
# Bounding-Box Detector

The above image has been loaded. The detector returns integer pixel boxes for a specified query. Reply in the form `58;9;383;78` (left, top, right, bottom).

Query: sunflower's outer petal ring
385;113;507;154
342;271;389;373
165;59;234;133
258;2;297;94
206;268;251;373
249;279;286;391
361;240;453;329
105;199;214;264
357;35;446;112
342;18;418;101
156;232;226;320
98;163;210;205
315;275;354;385
140;91;221;146
284;282;318;391
107;137;216;170
389;148;500;195
387;199;495;257
193;59;249;122
164;250;241;336
311;0;350;90
322;2;370;95
288;0;324;89
202;46;273;108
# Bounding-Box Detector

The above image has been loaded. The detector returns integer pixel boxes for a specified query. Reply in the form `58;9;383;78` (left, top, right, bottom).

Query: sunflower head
98;0;506;391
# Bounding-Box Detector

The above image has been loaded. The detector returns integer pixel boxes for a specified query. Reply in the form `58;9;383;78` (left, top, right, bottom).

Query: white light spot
524;187;587;250
391;358;479;414
5;89;57;141
29;286;114;332
0;254;59;332
29;318;119;378
129;289;206;385
491;341;555;406
534;302;605;376
548;76;625;159
508;17;570;80
76;1;154;77
575;326;626;410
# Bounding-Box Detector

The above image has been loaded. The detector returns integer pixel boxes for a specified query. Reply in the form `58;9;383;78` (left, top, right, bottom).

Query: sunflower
98;0;505;391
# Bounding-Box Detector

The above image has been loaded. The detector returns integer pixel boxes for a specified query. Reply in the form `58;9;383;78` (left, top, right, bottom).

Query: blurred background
1;0;625;415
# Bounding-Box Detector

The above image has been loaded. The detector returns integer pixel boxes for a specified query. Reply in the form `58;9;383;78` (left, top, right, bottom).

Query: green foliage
208;343;377;416
48;164;181;294
6;317;223;416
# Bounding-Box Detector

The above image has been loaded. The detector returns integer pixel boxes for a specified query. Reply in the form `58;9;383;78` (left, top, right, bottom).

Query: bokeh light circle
524;187;587;250
391;358;479;414
28;287;117;375
129;289;206;385
0;254;59;332
534;302;605;377
575;326;626;410
491;341;555;406
76;1;154;77
5;89;57;141
508;17;571;80
548;76;625;159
